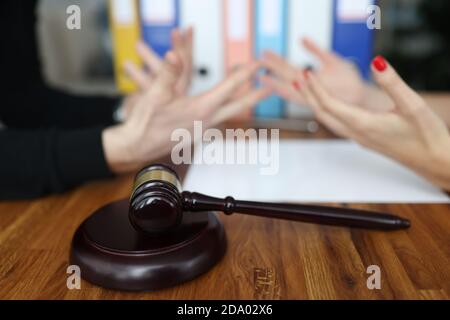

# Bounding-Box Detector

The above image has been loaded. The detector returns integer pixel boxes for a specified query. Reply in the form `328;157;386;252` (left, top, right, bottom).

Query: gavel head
129;165;183;234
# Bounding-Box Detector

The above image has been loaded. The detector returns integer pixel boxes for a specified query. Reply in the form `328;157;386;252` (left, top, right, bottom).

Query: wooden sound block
70;200;227;292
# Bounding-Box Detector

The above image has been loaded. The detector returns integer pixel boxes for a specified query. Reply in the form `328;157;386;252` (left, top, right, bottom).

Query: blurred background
376;0;450;91
37;0;450;98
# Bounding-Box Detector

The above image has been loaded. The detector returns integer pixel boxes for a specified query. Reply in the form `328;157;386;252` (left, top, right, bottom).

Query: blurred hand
119;28;194;119
125;27;193;95
103;54;270;173
296;56;450;191
261;37;388;111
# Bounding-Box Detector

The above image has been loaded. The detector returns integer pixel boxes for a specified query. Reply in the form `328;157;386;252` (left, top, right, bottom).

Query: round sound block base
70;200;227;292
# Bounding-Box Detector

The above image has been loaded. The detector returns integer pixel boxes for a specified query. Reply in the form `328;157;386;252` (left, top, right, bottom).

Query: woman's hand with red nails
297;60;450;191
260;37;370;109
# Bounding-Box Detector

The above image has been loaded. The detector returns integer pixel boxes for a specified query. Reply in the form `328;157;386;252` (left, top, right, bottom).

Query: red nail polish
292;80;301;91
372;55;387;72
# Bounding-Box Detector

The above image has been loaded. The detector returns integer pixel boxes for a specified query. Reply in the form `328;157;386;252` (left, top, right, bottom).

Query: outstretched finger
307;71;371;127
173;27;194;95
198;61;261;109
183;27;194;90
297;73;347;137
302;37;338;66
136;40;163;74
260;74;305;105
372;55;449;141
152;51;183;89
261;51;296;81
302;72;368;138
123;61;152;90
210;87;272;125
371;56;427;119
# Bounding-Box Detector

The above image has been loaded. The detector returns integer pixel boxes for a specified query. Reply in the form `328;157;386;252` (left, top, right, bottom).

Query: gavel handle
182;192;411;230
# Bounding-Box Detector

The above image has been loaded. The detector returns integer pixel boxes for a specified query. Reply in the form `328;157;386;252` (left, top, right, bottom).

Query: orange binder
224;0;254;119
109;0;142;93
224;0;254;71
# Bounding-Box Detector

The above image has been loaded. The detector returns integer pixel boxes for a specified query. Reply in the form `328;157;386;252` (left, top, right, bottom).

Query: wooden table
0;124;449;300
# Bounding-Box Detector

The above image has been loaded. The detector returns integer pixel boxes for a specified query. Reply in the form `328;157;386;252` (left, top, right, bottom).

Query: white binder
286;0;334;118
180;0;224;95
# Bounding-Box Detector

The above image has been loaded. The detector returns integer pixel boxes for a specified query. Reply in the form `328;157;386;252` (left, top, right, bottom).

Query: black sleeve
0;127;114;200
1;85;121;130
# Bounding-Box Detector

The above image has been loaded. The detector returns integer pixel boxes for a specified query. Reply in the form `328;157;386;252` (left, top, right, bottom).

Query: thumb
372;55;448;142
371;55;424;116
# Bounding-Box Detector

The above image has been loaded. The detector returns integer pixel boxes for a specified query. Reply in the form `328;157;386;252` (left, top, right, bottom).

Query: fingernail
372;55;387;72
292;80;301;91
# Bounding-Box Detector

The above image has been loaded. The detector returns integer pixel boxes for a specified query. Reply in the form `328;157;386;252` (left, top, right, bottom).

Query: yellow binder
109;0;142;93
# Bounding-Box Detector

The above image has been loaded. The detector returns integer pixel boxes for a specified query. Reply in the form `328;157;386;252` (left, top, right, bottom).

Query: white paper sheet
286;0;333;119
180;0;223;95
183;140;450;203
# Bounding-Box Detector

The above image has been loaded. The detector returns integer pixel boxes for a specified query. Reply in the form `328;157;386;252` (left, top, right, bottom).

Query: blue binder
332;0;375;80
254;0;288;118
140;0;180;58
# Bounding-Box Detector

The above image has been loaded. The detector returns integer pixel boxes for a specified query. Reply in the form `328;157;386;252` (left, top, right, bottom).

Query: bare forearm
102;126;140;174
420;153;450;192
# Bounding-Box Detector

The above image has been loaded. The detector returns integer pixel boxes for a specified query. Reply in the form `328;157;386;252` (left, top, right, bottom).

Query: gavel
129;164;411;234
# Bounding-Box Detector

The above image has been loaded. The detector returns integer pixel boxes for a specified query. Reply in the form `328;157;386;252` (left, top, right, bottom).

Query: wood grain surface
0;124;449;300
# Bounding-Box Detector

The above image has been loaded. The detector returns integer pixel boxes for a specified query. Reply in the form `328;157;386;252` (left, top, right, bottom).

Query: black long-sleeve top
0;0;120;199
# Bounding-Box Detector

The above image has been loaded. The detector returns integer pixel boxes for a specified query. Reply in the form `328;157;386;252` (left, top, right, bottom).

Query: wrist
430;150;450;189
102;125;140;174
407;147;450;192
